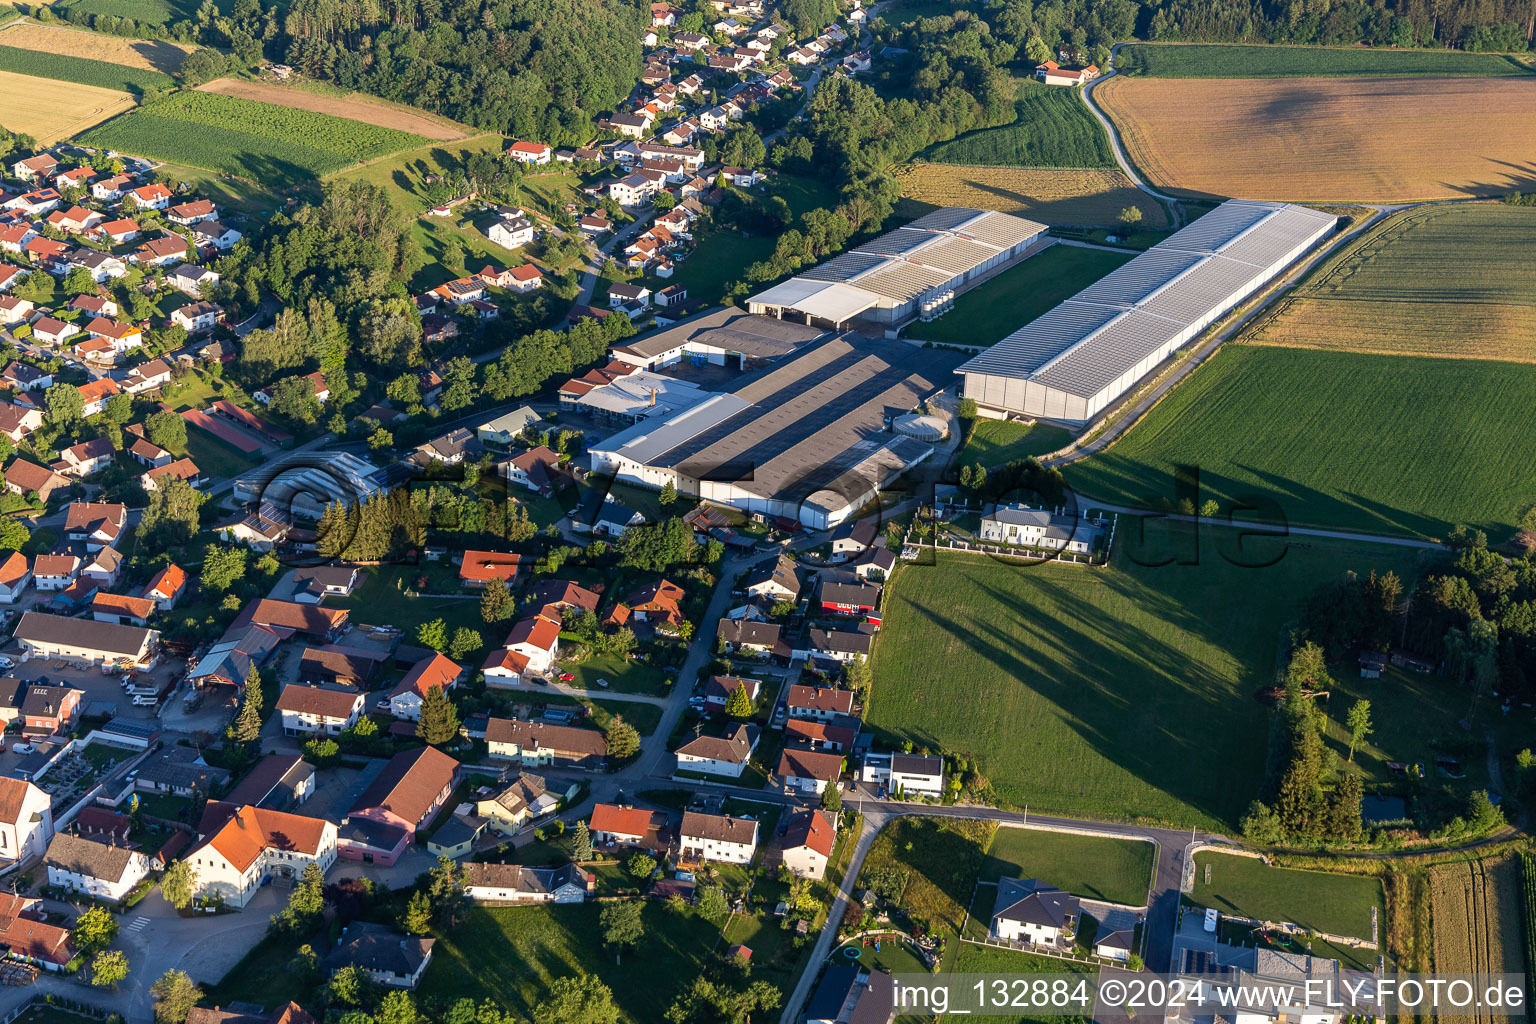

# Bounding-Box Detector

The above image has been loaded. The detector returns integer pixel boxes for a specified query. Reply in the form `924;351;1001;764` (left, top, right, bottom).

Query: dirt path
197;77;469;140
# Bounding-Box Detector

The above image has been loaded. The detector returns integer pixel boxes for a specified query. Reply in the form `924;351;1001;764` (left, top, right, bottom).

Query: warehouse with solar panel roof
958;200;1339;424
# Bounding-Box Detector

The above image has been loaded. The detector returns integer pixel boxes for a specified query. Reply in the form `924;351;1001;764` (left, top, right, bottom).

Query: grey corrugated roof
959;200;1337;401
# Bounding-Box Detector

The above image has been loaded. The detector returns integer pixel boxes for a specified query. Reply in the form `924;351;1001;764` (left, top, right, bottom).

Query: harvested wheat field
0;21;190;71
0;69;133;144
1428;856;1522;1024
197;78;467;141
1097;75;1536;202
896;163;1167;227
1244;203;1536;363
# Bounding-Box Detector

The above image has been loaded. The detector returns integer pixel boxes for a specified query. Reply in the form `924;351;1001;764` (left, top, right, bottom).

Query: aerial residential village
0;0;1487;1011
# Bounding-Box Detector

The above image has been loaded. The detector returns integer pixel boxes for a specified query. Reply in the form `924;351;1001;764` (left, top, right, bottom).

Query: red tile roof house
786;683;856;722
505;445;561;496
0;551;30;603
458;550;523;588
141;564;188;610
776;747;845;796
339;746;459;866
3;458;69;502
501;614;561;676
64;501;126;551
588;803;670;853
626;579;687;631
388;652;463;721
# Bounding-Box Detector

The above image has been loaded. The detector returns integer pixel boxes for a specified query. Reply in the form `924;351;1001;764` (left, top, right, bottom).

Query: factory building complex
957;200;1338;424
746;208;1048;328
583;202;1336;526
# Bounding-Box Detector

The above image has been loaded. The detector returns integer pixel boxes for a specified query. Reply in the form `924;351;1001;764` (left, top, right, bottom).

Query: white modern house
978;505;1104;554
678;811;758;864
860;752;945;798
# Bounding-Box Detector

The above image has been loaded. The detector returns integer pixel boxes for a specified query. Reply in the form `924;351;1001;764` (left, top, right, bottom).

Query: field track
0;68;133;143
0;20;189;71
1096;75;1536;202
897;164;1167;226
197;77;468;141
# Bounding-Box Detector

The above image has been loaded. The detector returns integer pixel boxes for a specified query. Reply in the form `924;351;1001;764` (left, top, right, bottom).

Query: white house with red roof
506;141;552;166
388;652;463;721
142;564;187;610
1034;60;1099;85
780;808;836;879
127;184;173;210
502;614;561;675
188;805;338;908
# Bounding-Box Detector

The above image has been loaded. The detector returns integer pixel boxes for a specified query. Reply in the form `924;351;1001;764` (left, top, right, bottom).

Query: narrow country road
1077;47;1185;228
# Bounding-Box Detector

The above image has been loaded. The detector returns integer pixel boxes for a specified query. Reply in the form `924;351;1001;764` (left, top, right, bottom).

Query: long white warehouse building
747;207;1047;328
958;200;1338;425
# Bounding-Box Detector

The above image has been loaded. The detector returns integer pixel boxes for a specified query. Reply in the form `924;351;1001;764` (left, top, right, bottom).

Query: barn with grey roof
958;200;1338;424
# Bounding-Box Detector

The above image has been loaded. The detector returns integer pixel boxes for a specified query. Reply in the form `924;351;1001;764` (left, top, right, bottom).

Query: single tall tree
572;821;594;861
724;684;753;718
480;577;513;622
1345;699;1373;762
160;859;198;909
605;716;640;760
150;969;203;1024
417;684;461;746
600;900;645;962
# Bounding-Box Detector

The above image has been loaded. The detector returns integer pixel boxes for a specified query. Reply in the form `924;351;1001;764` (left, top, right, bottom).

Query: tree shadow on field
1443;158;1536;198
130;39;191;75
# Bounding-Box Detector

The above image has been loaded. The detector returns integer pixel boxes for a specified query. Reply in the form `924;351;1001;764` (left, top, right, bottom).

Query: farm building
958;200;1338;424
590;333;960;530
747;208;1047;328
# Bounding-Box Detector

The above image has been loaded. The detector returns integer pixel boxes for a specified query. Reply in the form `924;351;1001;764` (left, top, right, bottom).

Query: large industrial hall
957;199;1339;424
746;207;1048;329
590;333;962;529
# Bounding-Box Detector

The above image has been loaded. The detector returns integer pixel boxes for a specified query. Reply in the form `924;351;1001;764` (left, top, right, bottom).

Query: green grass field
922;78;1116;168
1190;851;1384;940
177;429;260;481
866;533;1431;829
1117;43;1535;78
1066;345;1536;540
0;43;173;93
326;566;492;661
980;827;1155;905
420;902;774;1023
55;0;216;24
858;817;996;934
957;420;1075;468
78;92;427;187
906;245;1132;347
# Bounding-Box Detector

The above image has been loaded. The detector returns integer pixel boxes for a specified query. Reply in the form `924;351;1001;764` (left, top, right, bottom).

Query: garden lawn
959;419;1074;468
419;902;743;1023
326;566;490;654
866;531;1431;830
204;932;318;1006
1189;851;1384;941
1118;42;1534;78
980;827;1155;905
944;946;1090;1024
857;816;997;935
906;246;1131;347
1067;346;1536;541
532;690;663;735
560;651;669;696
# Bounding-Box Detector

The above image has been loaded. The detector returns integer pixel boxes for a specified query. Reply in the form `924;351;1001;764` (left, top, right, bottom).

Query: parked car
558;673;574;682
595;678;610;689
0;656;14;670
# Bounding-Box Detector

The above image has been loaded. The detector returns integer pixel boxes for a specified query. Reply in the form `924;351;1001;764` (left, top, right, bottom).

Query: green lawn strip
905;246;1132;347
418;902;729;1023
958;420;1075;469
980;827;1155;906
560;651;669;696
327;567;491;656
1189;851;1383;941
0;43;174;92
943;945;1091;1024
177;429;260;480
866;532;1431;830
921;78;1116;169
1118;42;1534;78
1066;346;1536;541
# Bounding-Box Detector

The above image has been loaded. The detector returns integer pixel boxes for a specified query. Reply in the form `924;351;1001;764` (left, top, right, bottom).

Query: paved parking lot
303;762;376;822
9;657;186;724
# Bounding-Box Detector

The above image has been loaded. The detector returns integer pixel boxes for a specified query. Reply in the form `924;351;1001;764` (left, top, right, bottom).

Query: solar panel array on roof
959;200;1337;420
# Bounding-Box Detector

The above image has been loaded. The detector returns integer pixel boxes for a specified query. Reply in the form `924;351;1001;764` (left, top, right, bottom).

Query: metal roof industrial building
958;200;1338;424
591;333;962;529
746;208;1048;326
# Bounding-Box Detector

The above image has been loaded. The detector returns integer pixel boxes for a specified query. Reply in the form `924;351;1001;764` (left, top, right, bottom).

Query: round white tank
893;413;948;442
